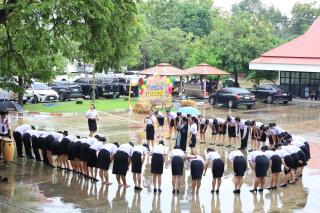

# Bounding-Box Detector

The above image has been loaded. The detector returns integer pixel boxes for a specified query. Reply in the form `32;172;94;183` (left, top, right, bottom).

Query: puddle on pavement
1;101;320;212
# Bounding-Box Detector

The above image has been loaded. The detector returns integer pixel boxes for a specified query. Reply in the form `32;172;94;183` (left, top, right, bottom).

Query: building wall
280;71;320;98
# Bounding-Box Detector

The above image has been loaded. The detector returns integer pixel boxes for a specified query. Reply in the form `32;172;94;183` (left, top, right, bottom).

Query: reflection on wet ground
0;101;320;212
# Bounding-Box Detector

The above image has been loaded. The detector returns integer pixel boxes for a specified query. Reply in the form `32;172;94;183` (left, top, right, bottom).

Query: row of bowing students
13;121;310;194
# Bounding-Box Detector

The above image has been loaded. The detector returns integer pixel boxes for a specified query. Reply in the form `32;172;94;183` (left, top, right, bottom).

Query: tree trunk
92;61;96;102
18;76;23;105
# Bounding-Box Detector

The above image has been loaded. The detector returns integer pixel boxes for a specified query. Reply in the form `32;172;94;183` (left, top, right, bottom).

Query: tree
184;37;220;68
139;0;215;37
0;1;139;104
232;0;288;38
139;27;192;68
208;13;280;84
289;2;320;36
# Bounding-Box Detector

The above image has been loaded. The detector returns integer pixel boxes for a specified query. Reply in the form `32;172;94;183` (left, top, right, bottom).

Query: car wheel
228;100;233;108
33;95;38;104
283;101;288;104
266;96;273;104
209;97;216;105
247;105;253;109
58;94;65;102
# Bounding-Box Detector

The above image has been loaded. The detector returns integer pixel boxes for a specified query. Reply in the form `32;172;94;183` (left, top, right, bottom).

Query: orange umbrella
140;63;188;76
184;63;229;76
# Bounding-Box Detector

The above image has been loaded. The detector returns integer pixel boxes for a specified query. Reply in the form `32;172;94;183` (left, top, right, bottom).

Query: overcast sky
214;0;319;16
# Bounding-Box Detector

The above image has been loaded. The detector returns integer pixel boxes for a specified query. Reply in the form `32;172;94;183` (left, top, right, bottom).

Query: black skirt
131;152;143;173
228;126;236;137
44;135;54;151
258;132;267;142
112;151;129;176
87;148;98;167
304;142;311;160
233;156;247;176
191;160;204;180
170;119;175;128
74;141;82;159
189;134;196;148
290;153;299;170
31;135;40;149
146;124;155;140
212;159;225;178
88;119;97;132
284;155;293;174
97;149;111;170
157;117;164;126
67;142;76;161
200;124;206;133
300;145;309;161
80;143;90;162
60;138;70;155
271;155;282;173
219;124;227;135
297;150;307;167
171;156;184;176
151;153;164;174
51;141;61;155
255;156;269;177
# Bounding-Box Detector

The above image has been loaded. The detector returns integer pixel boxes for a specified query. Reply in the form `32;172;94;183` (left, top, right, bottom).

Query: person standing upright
0;111;11;159
86;104;99;137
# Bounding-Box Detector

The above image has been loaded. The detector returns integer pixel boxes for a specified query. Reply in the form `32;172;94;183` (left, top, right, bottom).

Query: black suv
250;84;292;104
49;81;83;101
209;87;255;109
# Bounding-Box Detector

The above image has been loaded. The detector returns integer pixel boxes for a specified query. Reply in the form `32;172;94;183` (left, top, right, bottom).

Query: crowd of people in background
0;105;311;195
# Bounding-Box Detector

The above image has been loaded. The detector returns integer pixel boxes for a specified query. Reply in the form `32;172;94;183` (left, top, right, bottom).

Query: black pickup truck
74;77;138;99
49;81;83;101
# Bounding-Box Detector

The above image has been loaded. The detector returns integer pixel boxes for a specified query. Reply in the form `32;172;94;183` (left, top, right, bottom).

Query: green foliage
290;2;320;36
0;0;139;103
184;38;220;68
246;70;278;86
76;98;84;105
140;0;215;37
208;13;281;82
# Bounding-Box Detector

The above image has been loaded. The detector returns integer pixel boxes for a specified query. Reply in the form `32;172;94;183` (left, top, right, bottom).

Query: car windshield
32;83;49;90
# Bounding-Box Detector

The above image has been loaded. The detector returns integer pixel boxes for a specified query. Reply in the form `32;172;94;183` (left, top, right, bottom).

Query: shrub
76;98;84;104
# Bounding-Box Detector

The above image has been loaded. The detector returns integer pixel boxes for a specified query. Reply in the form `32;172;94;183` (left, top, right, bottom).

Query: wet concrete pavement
1;101;320;212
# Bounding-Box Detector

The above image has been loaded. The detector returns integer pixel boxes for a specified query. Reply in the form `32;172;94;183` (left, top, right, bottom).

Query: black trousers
240;128;249;149
31;135;41;160
22;133;33;157
13;131;23;156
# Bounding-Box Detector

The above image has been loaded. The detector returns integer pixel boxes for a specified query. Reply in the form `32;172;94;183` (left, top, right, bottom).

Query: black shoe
211;189;215;193
36;158;42;162
172;189;176;194
18;154;26;158
215;190;219;194
154;188;157;193
258;188;263;192
176;189;179;194
158;189;162;193
134;186;139;191
280;183;287;188
233;189;240;193
248;149;253;152
27;156;35;160
250;189;257;193
267;187;273;190
138;187;143;191
289;181;296;185
272;186;277;190
225;145;231;148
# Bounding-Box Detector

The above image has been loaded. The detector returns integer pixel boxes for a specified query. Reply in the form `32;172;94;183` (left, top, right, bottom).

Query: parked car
250;84;292;104
25;82;59;103
49;81;83;101
75;77;115;99
208;87;255;109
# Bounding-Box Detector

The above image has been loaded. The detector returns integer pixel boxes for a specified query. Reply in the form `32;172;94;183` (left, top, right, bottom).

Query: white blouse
86;109;98;119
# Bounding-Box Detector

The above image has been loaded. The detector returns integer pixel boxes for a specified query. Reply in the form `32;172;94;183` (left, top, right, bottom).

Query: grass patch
23;98;137;113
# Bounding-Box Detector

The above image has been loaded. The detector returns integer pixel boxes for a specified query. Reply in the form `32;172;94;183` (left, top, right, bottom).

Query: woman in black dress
176;117;188;152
